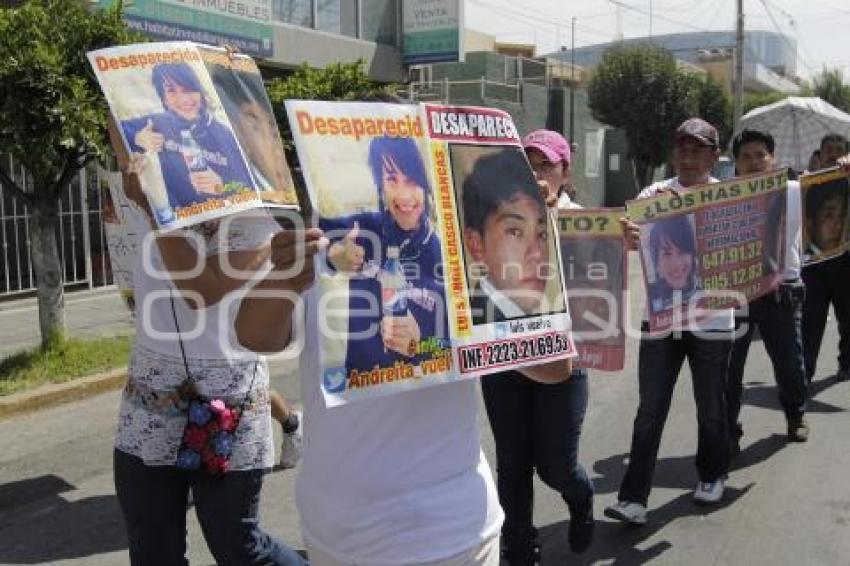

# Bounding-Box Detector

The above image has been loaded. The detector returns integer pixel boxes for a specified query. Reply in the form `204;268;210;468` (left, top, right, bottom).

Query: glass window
361;0;397;45
317;0;358;38
273;0;313;28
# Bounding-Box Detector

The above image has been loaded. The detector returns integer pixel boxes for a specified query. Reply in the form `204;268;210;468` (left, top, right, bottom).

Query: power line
467;0;613;43
606;0;713;33
756;0;818;77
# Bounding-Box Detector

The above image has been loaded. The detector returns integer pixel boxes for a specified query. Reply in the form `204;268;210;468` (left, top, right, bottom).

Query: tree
265;60;391;210
0;0;141;346
587;45;697;192
744;91;788;115
812;67;850;114
690;75;732;151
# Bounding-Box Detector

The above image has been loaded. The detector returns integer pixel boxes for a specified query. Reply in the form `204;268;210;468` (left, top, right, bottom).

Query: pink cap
522;129;571;165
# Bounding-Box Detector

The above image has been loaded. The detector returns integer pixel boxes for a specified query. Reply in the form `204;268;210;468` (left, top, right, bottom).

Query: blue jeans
482;368;593;562
727;284;808;438
618;328;731;506
114;449;307;566
802;253;850;379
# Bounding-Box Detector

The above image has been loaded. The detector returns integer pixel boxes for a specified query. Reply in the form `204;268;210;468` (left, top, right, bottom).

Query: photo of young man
454;146;565;325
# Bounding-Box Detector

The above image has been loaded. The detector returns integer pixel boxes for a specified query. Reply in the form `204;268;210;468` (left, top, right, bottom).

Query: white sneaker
603;500;647;525
693;478;725;504
280;410;302;469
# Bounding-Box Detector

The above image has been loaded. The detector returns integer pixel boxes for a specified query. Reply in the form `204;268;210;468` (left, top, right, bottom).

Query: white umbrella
737;97;850;171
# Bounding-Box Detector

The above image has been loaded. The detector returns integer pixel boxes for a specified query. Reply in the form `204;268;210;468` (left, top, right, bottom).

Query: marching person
473;130;595;565
235;110;577;565
726;129;809;454
606;118;733;526
801;134;850;383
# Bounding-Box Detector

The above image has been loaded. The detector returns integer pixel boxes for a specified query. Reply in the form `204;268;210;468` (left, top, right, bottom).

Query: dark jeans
114;449;306;566
618;328;731;506
802;253;850;379
727;285;808;439
482;368;593;561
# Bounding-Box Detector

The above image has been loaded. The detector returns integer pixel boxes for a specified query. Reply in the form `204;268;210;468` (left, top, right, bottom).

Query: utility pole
734;0;745;132
569;16;576;143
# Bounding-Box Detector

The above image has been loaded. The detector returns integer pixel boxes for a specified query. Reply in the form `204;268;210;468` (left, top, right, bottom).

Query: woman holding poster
121;62;255;211
320;135;448;371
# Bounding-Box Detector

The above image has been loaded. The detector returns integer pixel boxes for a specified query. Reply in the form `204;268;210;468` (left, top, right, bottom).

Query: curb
0;368;127;421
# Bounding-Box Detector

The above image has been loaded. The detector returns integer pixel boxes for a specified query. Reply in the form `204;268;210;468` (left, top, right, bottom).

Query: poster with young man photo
801;168;850;264
423;104;576;378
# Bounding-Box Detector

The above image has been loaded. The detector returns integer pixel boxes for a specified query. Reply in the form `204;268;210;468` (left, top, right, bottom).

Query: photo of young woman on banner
626;170;788;332
88;42;264;231
285;100;452;406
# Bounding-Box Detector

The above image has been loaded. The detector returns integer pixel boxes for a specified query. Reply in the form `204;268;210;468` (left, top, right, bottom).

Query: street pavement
1;257;850;565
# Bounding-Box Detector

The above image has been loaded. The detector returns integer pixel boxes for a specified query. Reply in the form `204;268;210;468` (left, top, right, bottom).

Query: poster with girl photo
88;41;264;231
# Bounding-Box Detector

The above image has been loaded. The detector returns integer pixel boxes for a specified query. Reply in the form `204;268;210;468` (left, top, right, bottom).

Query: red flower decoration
206;454;228;474
220;409;239;432
183;425;208;451
206;420;221;436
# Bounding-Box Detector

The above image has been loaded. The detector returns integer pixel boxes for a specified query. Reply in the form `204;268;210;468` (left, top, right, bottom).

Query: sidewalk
0;289;134;358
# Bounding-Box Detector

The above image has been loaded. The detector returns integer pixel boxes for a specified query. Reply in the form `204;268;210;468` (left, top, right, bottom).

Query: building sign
403;0;463;65
97;0;273;58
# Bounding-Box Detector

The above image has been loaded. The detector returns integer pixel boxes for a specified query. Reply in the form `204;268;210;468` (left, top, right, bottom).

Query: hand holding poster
626;170;787;332
88;42;266;230
801;167;850;264
558;209;627;371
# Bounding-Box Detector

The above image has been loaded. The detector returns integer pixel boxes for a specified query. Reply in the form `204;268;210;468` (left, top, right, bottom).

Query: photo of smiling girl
121;61;255;211
645;214;701;314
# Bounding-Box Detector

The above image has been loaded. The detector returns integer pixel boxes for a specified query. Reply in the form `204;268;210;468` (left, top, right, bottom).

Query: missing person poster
425;103;576;378
626;170;787;333
197;45;299;209
286;100;454;406
558;209;627;371
88;41;265;231
99;168;148;314
800;167;850;264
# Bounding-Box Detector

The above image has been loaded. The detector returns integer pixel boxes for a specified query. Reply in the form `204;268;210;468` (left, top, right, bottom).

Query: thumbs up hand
328;222;365;273
134;118;164;153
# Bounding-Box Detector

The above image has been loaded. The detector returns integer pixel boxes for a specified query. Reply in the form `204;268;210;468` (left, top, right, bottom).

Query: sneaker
693;478;725;505
568;496;595;553
603;500;647;525
500;537;540;565
787;416;809;442
280;410;302;469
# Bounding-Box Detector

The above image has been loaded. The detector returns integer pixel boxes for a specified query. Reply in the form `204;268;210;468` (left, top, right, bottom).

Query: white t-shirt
119;211;280;470
557;192;582;210
637;176;734;332
295;287;502;564
784;180;803;281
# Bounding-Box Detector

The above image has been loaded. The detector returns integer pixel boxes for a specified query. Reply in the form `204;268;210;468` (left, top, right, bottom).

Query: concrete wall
270;24;404;82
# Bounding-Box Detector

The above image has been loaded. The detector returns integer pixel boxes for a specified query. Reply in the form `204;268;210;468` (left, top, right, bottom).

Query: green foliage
744;91;789;115
266;60;391;150
588;45;698;189
812;67;850;114
690;75;732;150
0;0;143;195
0;335;132;396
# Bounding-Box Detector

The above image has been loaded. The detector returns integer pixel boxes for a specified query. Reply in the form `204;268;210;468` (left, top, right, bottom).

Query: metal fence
0;155;114;299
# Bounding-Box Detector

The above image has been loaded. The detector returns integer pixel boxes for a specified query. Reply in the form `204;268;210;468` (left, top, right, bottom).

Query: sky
464;0;850;82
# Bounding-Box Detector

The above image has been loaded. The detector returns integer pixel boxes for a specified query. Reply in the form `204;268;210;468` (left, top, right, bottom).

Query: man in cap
606;118;733;525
